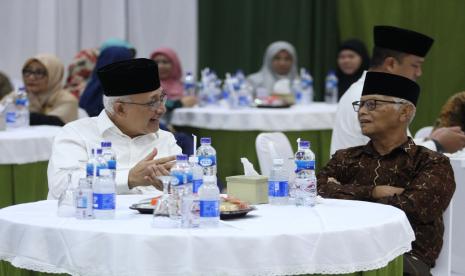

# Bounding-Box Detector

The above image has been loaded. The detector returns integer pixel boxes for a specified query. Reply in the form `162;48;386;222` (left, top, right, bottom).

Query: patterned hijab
23;54;65;113
247;41;298;93
150;47;184;100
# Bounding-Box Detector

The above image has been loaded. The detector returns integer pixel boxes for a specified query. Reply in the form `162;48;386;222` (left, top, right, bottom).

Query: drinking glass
57;166;80;217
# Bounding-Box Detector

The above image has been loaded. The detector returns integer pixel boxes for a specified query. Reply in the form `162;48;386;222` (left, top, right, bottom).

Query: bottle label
193;179;203;193
6;112;16;123
86;163;94;177
295;160;313;170
76;191;92;209
93;193;115;210
268;181;289;197
171;171;193;185
199;155;216;167
107;160;116;170
200;200;220;217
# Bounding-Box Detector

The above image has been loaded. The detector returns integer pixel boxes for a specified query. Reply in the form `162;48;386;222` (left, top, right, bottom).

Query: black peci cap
374;26;434;57
362;72;420;106
97;58;160;97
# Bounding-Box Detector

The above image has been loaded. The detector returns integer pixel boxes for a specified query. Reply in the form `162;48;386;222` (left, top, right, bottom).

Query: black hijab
336;39;370;99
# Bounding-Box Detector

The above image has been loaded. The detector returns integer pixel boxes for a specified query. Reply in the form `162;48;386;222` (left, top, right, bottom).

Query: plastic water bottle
325;71;338;104
101;141;116;180
300;68;314;105
169;154;193;221
268;159;289;205
196;137;217;176
294;140;316;206
15;87;29;128
184;72;196;96
95;148;108;177
75;178;93;219
189;156;203;193
93;169;116;219
292;79;303;105
4;97;16;129
86;149;97;186
198;175;220;227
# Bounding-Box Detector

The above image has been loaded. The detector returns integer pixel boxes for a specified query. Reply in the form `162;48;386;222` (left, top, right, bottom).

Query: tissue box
226;175;268;204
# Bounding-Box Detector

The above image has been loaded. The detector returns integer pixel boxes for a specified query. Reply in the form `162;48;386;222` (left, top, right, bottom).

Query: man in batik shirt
317;72;455;276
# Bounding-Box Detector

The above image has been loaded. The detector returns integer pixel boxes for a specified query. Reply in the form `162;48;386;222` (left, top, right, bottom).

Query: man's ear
114;102;126;116
383;57;397;73
399;104;413;123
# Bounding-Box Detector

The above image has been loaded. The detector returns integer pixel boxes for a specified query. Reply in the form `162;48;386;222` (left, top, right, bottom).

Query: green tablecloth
175;127;333;187
0;255;403;275
0;161;49;209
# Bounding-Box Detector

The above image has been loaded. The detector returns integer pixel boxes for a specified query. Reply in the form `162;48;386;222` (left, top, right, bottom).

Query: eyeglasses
352;99;404;112
22;68;47;79
118;92;167;111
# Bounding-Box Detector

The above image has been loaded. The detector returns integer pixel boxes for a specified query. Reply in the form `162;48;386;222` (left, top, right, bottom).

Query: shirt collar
354;137;417;159
96;110;160;140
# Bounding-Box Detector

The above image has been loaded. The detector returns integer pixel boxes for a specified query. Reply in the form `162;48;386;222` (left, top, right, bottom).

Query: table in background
0;195;413;276
0;126;61;208
171;103;337;183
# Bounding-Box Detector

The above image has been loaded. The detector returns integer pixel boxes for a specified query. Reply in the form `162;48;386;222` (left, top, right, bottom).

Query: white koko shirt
330;71;435;155
47;110;181;199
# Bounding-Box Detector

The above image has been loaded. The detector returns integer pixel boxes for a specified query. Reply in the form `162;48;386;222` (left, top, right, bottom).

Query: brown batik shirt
317;138;455;267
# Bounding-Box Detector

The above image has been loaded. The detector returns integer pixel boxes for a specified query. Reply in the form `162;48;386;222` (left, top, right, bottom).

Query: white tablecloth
0;126;61;164
0;195;414;276
171;104;338;131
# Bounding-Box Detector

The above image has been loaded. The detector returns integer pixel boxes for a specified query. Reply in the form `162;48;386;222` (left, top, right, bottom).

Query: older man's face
357;95;404;137
119;88;166;137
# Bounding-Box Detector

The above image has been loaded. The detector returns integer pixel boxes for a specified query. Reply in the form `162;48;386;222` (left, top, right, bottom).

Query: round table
0;195;414;276
171;104;337;182
0;126;62;207
171;103;337;131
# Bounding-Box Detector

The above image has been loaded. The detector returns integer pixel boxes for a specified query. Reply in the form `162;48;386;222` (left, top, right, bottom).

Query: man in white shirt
48;58;181;199
331;25;465;155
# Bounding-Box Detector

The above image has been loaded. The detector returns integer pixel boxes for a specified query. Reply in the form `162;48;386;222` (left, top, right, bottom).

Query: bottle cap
200;137;211;144
299;140;310;149
176;154;188;161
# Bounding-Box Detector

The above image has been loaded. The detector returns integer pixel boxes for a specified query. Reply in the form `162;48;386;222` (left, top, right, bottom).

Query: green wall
198;0;339;100
338;0;465;132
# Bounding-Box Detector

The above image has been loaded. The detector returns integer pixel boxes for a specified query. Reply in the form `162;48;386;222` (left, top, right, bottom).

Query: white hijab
247;41;298;93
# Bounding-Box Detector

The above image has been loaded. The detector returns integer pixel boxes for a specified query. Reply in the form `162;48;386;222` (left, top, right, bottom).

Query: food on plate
220;195;250;212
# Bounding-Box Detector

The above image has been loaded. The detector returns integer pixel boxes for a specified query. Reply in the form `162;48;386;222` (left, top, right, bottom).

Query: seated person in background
0;71;13;101
331;25;465;154
48;58;180;199
150;47;197;114
79;46;134;117
150;47;197;155
336;38;370;99
65;38;136;98
246;41;298;95
318;72;455;275
1;54;78;126
434;91;465;131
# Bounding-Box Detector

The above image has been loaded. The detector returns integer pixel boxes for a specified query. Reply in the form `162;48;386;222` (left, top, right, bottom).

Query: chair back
431;203;453;276
255;132;294;177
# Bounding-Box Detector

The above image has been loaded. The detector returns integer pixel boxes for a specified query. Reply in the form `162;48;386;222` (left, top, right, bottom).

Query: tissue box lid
226;175;268;184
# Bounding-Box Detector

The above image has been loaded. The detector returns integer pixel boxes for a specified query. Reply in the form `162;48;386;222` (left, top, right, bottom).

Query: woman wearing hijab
150;47;197;155
247;41;298;94
79;46;133;117
1;54;78;126
149;47;197;110
336;39;370;98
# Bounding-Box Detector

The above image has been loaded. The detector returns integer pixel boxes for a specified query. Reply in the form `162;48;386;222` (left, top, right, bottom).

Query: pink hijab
150;47;184;100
